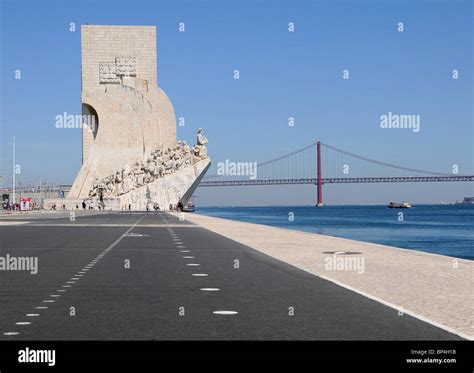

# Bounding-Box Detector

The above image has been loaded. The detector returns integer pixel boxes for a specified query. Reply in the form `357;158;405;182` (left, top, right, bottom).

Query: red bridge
198;141;474;206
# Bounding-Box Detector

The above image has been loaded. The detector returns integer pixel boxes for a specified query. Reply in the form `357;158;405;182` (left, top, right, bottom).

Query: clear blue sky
0;0;472;205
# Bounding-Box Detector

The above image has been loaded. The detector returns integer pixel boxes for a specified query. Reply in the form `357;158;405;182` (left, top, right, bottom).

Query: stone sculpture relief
99;55;137;83
89;129;208;198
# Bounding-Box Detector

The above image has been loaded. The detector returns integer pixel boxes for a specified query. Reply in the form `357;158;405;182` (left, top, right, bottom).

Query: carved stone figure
197;128;208;146
105;175;116;197
121;165;133;194
194;128;208;159
88;131;209;198
89;177;100;197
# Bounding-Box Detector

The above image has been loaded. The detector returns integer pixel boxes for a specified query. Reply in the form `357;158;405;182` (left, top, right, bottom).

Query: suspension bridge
199;141;474;206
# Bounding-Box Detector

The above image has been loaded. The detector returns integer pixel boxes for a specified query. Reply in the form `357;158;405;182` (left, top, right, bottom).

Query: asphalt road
0;212;461;340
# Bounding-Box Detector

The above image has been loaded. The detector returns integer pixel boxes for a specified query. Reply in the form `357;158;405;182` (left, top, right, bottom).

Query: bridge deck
199;175;474;186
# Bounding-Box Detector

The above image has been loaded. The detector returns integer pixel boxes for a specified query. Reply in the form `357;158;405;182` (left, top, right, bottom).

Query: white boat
387;201;412;208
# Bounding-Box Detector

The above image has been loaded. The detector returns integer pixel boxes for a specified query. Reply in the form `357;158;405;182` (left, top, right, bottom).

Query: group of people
169;202;184;212
2;201;19;211
146;202;160;211
2;201;38;211
80;200;105;210
49;200;105;211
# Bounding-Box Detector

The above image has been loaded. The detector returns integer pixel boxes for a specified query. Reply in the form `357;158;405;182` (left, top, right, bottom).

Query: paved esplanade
0;212;460;340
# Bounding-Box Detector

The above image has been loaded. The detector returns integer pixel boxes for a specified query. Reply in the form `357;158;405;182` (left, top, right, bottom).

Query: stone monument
46;25;210;211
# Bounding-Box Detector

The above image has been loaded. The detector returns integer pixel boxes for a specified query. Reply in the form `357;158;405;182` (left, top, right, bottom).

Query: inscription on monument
99;62;120;83
115;56;137;76
99;56;137;83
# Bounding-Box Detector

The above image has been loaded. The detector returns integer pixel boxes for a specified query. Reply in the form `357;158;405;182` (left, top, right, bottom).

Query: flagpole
12;136;16;208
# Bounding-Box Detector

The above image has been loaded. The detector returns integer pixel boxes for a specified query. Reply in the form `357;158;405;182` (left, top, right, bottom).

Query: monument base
115;157;211;211
44;158;211;211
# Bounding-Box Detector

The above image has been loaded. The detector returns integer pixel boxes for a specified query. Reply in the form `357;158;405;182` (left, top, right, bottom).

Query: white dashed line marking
213;311;238;315
36;306;48;309
62;285;72;288
71;278;80;280
186;263;200;266
50;294;61;298
180;250;190;253
67;281;76;284
43;300;55;303
3;332;19;336
182;256;195;259
192;274;208;277
26;314;40;317
200;288;220;291
57;290;66;292
15;322;31;325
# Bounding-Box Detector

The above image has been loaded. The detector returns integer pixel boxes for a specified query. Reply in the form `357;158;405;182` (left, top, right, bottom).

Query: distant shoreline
196;203;470;208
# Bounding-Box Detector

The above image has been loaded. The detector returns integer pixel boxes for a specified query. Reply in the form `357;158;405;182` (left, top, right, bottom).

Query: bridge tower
317;141;323;207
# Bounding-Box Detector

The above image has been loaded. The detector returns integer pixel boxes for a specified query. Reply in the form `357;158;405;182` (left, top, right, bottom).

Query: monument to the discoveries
62;25;210;210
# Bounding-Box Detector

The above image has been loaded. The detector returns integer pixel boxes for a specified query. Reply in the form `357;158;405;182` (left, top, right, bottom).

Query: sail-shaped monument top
69;25;177;200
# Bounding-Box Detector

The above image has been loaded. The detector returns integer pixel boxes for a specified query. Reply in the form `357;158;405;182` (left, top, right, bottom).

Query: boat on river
387;201;412;208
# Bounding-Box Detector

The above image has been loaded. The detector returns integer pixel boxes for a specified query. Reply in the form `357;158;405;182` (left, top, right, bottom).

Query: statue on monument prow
193;128;208;159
